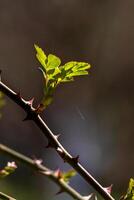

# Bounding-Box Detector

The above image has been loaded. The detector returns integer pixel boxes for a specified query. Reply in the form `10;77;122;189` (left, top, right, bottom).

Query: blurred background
0;0;134;199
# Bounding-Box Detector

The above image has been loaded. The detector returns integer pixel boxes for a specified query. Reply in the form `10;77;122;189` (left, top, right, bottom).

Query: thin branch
0;192;16;200
0;144;89;200
0;79;115;200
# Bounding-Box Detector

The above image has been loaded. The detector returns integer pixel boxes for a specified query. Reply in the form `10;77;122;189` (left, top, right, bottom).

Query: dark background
0;0;134;199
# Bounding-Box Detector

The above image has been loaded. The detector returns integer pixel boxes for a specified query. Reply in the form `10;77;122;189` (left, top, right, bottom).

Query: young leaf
34;44;91;111
47;54;61;69
34;44;47;70
67;70;88;77
60;61;90;82
62;169;77;183
63;61;90;72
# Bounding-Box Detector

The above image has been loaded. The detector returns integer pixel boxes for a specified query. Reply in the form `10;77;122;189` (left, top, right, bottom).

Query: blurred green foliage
122;178;134;200
0;162;17;179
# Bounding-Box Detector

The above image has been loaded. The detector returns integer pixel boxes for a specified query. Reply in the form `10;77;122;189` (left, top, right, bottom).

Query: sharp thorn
54;134;61;140
27;98;34;106
41;170;52;176
72;155;79;164
57;147;63;153
54;168;62;179
33;158;43;166
104;184;113;194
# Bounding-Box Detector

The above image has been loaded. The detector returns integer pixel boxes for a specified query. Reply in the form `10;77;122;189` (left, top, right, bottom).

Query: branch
0;79;115;200
0;144;90;200
0;192;16;200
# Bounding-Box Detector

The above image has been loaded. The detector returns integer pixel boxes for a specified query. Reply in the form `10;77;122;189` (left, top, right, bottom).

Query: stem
0;192;16;200
0;80;115;200
0;144;86;200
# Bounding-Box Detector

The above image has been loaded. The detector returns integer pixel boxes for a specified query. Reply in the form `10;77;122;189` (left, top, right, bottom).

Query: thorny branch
0;144;91;200
0;77;114;200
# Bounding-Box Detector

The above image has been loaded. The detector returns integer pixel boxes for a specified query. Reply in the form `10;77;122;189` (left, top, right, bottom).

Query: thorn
54;168;62;179
55;188;64;195
104;184;113;194
27;98;34;107
72;155;79;164
57;147;63;154
54;134;61;140
33;158;43;166
40;170;52;176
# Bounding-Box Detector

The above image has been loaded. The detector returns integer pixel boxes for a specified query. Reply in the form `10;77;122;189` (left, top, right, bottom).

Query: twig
0;192;16;200
0;144;90;200
0;79;115;200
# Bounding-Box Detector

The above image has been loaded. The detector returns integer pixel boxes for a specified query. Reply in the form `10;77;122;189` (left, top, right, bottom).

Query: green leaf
121;178;134;200
63;61;77;71
34;44;91;111
34;44;47;70
62;169;77;183
60;61;90;81
47;54;61;70
67;70;88;77
60;77;74;83
63;61;90;72
47;67;61;80
72;62;90;71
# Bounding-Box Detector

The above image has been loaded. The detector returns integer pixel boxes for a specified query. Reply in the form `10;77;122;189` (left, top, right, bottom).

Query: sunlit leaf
48;67;61;80
63;61;76;71
72;62;90;71
67;70;88;77
34;45;91;111
60;77;74;83
34;44;47;70
63;61;90;72
121;178;134;200
47;54;61;69
62;169;77;183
